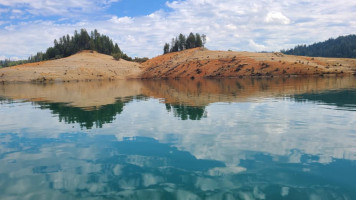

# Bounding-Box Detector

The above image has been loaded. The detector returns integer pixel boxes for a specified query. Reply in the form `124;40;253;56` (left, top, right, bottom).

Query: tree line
281;34;356;58
1;29;148;68
28;29;131;62
163;33;206;54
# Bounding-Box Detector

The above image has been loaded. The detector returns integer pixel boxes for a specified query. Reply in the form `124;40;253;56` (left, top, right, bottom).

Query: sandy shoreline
1;49;356;83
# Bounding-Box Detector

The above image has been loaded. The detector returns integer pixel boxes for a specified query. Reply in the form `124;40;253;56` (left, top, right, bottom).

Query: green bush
112;53;122;61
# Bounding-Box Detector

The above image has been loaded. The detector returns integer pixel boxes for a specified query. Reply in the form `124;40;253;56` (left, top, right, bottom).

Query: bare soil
141;48;356;79
0;50;142;83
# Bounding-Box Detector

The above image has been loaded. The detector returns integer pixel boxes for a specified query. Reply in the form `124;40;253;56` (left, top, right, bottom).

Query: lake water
0;77;356;200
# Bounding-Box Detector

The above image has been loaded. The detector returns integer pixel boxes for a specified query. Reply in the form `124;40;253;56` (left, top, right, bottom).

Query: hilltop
0;51;142;82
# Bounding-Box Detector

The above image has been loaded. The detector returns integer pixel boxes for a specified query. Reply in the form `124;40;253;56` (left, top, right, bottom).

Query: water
0;77;356;200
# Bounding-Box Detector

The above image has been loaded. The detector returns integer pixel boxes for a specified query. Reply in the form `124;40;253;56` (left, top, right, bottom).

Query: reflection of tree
293;89;356;110
36;97;134;129
165;104;207;120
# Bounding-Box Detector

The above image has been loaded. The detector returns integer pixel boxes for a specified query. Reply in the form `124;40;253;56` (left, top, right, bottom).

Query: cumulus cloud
110;16;134;24
0;0;355;58
0;0;118;16
248;40;266;51
265;11;291;24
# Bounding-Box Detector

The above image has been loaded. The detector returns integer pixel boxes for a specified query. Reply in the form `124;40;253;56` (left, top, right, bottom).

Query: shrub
112;53;122;61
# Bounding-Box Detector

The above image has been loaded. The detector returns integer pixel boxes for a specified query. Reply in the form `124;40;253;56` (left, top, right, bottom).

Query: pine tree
163;43;170;54
186;33;196;49
195;33;203;48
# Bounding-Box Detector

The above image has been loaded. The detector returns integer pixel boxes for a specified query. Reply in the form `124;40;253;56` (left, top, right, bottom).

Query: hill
1;49;356;82
141;48;356;79
281;35;356;58
0;29;131;68
0;51;142;82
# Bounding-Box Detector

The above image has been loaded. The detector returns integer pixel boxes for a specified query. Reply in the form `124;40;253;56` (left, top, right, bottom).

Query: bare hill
0;51;142;82
141;48;356;79
1;49;356;83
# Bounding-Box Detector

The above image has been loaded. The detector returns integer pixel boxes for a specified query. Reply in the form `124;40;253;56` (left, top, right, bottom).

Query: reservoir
1;77;356;200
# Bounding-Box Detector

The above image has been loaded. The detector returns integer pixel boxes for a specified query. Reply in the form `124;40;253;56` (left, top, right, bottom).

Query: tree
162;32;207;54
281;34;356;58
163;43;170;54
202;34;206;47
186;33;196;49
178;34;186;51
23;29;130;64
195;33;203;48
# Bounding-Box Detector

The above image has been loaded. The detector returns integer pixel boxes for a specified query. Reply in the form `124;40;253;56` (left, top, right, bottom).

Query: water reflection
1;133;355;200
293;89;356;110
36;98;132;129
1;77;356;199
1;77;356;126
165;104;207;120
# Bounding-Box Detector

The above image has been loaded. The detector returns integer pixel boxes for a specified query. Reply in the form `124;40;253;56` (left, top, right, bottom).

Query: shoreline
1;49;355;83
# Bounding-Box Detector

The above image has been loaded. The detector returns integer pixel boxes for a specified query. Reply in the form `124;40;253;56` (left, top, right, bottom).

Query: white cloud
248;40;266;51
0;0;117;16
109;16;133;24
0;0;355;58
226;24;237;30
265;11;291;24
0;8;9;13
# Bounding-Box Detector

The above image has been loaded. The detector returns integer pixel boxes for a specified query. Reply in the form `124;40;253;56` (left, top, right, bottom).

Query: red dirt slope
141;48;356;79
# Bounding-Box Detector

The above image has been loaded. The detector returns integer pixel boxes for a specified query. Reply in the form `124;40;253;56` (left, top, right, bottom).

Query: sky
0;0;355;60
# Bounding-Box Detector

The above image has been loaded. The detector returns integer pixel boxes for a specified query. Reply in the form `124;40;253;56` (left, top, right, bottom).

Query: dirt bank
141;48;356;79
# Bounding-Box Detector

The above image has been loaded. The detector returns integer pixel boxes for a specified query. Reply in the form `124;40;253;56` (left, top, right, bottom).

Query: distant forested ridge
0;29;147;68
163;33;206;54
281;35;356;58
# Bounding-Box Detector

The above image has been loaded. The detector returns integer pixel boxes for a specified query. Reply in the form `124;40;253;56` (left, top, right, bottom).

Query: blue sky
0;0;355;60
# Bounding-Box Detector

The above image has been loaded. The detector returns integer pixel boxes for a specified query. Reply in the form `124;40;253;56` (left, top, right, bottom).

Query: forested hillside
1;29;133;68
281;35;356;58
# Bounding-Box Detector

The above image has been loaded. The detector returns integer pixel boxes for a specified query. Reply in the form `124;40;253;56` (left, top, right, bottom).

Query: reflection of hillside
36;97;132;129
165;104;207;120
293;89;356;110
0;133;355;199
0;80;143;108
141;77;356;106
1;77;356;126
1;77;356;108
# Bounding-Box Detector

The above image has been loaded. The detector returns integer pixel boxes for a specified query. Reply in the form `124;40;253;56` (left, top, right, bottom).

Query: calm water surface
0;77;356;200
